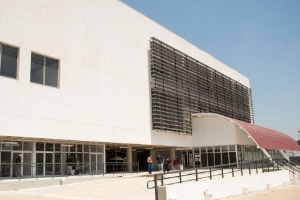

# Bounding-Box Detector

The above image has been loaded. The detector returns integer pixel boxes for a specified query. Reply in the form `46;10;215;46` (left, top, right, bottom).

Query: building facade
2;0;296;178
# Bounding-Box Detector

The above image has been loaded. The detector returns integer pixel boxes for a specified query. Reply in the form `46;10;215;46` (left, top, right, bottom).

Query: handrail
147;158;278;200
274;159;298;174
289;160;300;171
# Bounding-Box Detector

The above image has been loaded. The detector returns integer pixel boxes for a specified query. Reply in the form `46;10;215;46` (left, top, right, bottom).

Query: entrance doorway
91;153;103;174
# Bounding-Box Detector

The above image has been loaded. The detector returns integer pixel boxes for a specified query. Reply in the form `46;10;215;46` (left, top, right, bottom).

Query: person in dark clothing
15;154;22;177
156;154;164;172
164;157;171;172
66;155;72;175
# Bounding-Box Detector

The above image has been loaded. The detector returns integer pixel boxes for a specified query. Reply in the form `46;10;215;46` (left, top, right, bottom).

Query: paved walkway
0;172;299;200
0;173;155;200
220;182;300;200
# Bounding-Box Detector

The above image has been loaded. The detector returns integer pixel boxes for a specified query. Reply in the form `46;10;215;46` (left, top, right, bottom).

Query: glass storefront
0;140;104;178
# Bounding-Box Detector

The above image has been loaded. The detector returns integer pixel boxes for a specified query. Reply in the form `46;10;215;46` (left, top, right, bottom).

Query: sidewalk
220;181;300;200
0;172;299;200
0;172;155;200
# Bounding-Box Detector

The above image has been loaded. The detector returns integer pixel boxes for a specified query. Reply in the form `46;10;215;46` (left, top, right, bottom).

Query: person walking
66;155;72;175
15;154;22;177
75;157;80;175
164;157;171;173
147;154;152;174
156;154;164;173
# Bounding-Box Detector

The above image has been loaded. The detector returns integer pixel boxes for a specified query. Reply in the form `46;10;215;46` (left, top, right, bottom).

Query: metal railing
0;162;139;181
274;159;300;174
147;158;292;200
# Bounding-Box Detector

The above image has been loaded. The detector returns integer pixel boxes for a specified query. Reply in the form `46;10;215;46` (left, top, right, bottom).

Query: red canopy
231;118;300;151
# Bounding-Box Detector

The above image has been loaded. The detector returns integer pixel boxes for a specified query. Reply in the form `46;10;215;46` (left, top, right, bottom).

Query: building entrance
91;153;103;174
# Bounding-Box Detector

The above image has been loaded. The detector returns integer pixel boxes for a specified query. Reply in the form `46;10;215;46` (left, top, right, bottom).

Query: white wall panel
0;114;114;142
235;126;257;146
0;0;250;147
192;117;237;147
151;131;192;147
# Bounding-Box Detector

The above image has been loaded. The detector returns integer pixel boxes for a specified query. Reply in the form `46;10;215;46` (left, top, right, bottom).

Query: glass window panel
221;146;228;152
45;143;53;151
36;142;44;151
193;147;199;153
23;141;33;151
12;141;22;150
36;153;44;176
83;153;89;163
229;152;237;163
46;153;53;163
36;153;44;163
91;145;96;152
45;57;58;87
55;144;61;151
0;44;18;78
214;146;220;152
70;145;76;152
229;145;235;152
97;145;103;153
1;143;11;151
30;53;44;84
1;152;11;177
54;152;61;175
207;147;213;153
84;145;89;152
77;144;82;152
55;153;61;163
200;147;206;153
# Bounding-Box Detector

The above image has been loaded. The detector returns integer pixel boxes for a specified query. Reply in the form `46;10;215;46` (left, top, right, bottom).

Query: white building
0;0;298;178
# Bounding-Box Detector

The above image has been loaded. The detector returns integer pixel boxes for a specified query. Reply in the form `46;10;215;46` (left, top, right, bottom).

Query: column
126;146;132;172
169;148;176;170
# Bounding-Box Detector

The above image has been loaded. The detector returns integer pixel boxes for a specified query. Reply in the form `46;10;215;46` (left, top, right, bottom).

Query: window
30;53;59;87
0;43;18;78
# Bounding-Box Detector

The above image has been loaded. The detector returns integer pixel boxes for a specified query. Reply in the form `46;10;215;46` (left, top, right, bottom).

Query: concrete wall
192;116;237;147
235;126;257;146
192;115;256;147
159;170;290;200
0;0;250;146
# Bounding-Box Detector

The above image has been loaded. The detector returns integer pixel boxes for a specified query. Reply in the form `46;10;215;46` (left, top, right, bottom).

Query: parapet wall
158;170;291;200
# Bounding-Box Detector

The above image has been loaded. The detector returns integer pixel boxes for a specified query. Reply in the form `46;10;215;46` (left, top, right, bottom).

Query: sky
121;0;300;140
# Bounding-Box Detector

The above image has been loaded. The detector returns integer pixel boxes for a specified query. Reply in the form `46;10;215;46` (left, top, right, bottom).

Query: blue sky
121;0;300;140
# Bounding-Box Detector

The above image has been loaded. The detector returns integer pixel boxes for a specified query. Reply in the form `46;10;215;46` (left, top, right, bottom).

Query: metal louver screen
150;37;254;135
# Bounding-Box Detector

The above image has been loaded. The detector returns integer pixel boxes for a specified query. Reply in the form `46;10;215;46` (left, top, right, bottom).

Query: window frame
30;52;60;88
0;42;19;79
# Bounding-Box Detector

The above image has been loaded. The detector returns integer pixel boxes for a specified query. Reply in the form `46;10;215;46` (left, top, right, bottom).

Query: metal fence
147;158;299;200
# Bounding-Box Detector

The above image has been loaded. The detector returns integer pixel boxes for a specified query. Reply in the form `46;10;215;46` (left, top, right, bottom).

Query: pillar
127;146;132;172
169;148;176;170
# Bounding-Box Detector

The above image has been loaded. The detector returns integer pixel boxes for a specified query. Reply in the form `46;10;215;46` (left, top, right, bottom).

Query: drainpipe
279;150;290;162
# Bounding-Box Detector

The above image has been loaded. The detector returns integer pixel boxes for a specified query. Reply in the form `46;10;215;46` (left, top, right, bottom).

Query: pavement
0;172;299;200
219;182;300;200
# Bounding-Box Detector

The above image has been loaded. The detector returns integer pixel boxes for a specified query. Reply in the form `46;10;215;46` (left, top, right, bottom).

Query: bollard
283;180;287;186
204;190;213;200
168;195;178;200
242;186;248;195
266;183;271;190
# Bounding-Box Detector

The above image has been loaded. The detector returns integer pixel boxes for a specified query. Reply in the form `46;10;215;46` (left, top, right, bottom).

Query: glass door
23;153;32;177
45;153;53;176
12;152;22;177
36;153;44;176
1;152;11;177
91;153;103;174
